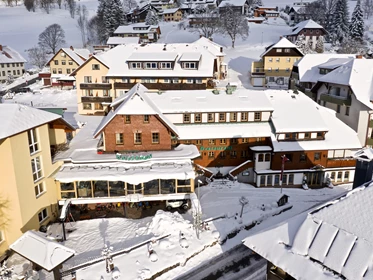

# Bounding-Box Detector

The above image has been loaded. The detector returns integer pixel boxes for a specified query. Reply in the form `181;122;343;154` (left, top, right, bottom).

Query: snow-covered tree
295;34;311;54
330;0;349;44
363;0;373;19
122;0;137;13
76;5;89;47
103;0;125;39
145;10;158;25
220;4;249;48
0;261;13;280
190;7;220;38
350;0;365;40
101;244;114;273
26;46;48;69
315;36;324;53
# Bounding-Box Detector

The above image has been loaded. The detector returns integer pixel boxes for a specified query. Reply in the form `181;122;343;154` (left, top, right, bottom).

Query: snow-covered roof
0;104;61;140
317;59;373;109
261;37;303;57
61;48;88;65
73;48;90;60
94;84;179;137
10;231;75;272
218;0;247;8
179;52;201;61
114;23;159;34
286;19;324;35
354;148;373;162
317;58;353;70
55;159;195;185
295;54;355;84
176;122;272;140
269;92;361;152
162;8;179;14
193;37;225;56
0;45;26;63
92;39;224;78
244;182;373;280
107;36;139;45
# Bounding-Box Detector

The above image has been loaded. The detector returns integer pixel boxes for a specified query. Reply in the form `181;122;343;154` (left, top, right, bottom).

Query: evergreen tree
350;0;365;40
315;36;324;53
145;10;158;25
331;0;350;43
96;0;108;44
103;0;125;40
295;34;311;54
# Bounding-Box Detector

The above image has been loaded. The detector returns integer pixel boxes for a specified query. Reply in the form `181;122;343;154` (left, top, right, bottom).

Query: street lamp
280;155;289;194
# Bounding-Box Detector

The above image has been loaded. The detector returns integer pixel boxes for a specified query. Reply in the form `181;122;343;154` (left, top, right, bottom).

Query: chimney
70;46;74;51
356;54;363;59
279;36;283;40
0;45;2;51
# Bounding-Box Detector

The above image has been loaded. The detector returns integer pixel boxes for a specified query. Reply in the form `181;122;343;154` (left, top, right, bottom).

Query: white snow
107;37;140;45
286;19;324;36
0;45;27;63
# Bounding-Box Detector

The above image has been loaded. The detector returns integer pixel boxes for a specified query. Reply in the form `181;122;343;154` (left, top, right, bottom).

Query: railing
80;83;112;89
326;158;356;168
81;96;113;103
250;67;292;77
114;82;207;90
320;93;351;106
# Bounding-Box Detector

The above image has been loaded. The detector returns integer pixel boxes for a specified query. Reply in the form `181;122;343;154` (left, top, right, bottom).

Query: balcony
326;158;356;168
251;61;264;73
81;96;113;103
80;83;112;90
114;82;207;90
320;93;351;106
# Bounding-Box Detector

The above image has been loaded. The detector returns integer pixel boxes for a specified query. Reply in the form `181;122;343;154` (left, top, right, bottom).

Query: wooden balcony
81;96;113;103
114;82;207;90
326;158;356;168
320;93;351;106
80;83;112;90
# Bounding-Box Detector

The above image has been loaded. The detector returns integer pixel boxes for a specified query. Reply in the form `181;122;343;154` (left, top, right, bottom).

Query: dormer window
160;62;172;69
276;49;282;53
145;62;158;69
131;62;142;69
183;62;197;69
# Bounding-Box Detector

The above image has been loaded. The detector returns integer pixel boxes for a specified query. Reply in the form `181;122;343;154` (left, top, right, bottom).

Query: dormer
179;52;201;70
127;52;178;70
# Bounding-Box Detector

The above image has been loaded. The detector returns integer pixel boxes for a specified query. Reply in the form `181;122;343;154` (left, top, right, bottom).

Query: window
230;151;237;158
242;138;248;143
286;68;290;72
208;139;215;145
125;115;131;124
38;208;48;223
265;153;270;162
66;69;71;74
60;52;66;57
274;174;280;185
285;154;292;162
103;90;109;96
282;174;288;184
331;172;335;180
134;133;142;144
94;103;103;110
102;76;109;83
276;58;280;62
219;113;226;122
68;60;73;65
61;60;66;65
34;182;45;197
92;64;100;70
241;150;247;158
194;113;202;123
344;171;350;182
152;133;160;144
172;78;179;83
220;139;226;144
275;68;279;72
268;67;272;72
31;157;42;182
317;132;323;139
299;153;306;162
287;58;291;62
267;175;273;185
145;62;157;69
116;133;123;144
231;138;238;144
337;171;343;182
260;176;266;186
164;78;171;83
314;152;321;161
17;69;20;75
58;68;62;74
220;151;226;158
54;60;59;65
304;133;310;139
289;174;294;184
254;112;261;121
230;112;237;122
186;78;193;84
195;79;203;84
276;49;282;52
84;76;92;83
208;151;214;158
160;62;172;69
144;115;150;123
269;58;273;62
241;112;248;121
337;105;341;113
285;48;290;53
183;113;191;123
208;113;215;122
85;89;93;96
196;140;202;145
345;106;350;116
183;62;197;69
28;129;39;154
258;154;264;162
83;103;92;110
131;62;142;69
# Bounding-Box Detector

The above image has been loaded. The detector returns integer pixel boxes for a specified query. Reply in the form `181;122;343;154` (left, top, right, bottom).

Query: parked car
166;200;188;211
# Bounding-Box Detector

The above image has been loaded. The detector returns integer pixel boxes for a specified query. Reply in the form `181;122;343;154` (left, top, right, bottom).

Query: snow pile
147;210;191;236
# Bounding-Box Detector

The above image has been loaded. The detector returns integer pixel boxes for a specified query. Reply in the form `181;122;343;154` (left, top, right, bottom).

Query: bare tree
67;0;76;18
363;0;373;19
190;7;220;38
39;0;53;14
2;0;14;7
76;5;89;47
56;0;62;9
26;46;48;69
220;5;249;48
38;24;66;54
24;0;36;11
87;15;102;45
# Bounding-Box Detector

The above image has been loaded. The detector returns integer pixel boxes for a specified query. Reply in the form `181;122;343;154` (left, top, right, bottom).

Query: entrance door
307;172;322;186
252;77;263;87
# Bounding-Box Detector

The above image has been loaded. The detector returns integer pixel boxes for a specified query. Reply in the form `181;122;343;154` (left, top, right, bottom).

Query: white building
0;45;26;83
244;180;373;280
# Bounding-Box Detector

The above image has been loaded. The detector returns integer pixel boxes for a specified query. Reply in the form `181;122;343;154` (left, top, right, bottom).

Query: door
252;78;263;87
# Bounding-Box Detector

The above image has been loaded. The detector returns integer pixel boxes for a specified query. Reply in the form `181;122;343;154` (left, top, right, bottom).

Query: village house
285;19;326;50
253;6;279;17
251;37;303;88
112;23;161;43
244;179;373;280
39;46;90;88
150;0;176;10
72;37;227;115
288;3;311;25
218;0;250;15
180;0;217;14
125;4;160;23
0;45;26;83
106;36;140;47
162;8;183;21
0;104;75;256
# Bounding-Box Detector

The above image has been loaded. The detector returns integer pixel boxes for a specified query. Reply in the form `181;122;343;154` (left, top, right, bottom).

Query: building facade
0;104;74;256
285;19;326;50
162;8;183;21
113;23;161;43
72;38;227;115
251;37;303;88
0;45;26;83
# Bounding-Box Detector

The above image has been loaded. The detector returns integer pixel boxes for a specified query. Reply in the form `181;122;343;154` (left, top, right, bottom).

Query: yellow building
40;47;90;88
251;37;303;88
72;37;227;115
162;8;183;21
0;104;74;256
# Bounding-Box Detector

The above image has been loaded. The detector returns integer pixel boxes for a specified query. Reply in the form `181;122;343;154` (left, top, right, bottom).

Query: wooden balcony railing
81;96;113;103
